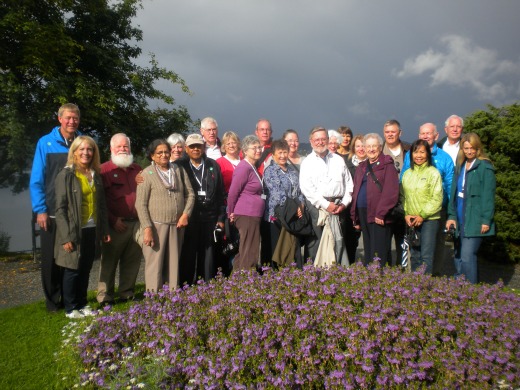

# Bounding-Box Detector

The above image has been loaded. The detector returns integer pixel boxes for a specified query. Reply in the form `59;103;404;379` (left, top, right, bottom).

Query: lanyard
190;161;205;189
245;159;264;193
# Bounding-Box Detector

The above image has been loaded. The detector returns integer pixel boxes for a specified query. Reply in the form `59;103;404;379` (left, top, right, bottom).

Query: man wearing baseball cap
175;134;225;285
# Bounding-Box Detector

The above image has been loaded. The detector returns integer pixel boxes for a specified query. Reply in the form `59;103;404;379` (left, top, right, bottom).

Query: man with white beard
97;133;142;305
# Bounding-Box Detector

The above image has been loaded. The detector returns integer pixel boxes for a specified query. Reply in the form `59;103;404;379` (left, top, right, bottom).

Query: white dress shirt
442;140;460;164
300;151;353;210
205;143;222;160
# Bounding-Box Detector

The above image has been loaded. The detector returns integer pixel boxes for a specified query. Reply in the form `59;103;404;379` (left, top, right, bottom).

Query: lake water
0;188;33;252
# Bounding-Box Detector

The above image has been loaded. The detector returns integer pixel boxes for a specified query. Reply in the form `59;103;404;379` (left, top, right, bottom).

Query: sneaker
79;306;97;316
65;310;85;319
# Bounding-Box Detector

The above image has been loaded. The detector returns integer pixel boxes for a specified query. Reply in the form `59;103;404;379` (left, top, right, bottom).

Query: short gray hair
241;135;260;153
110;133;131;148
166;133;185;147
308;126;327;140
445;114;464;127
328;129;343;145
201;117;218;129
364;133;383;146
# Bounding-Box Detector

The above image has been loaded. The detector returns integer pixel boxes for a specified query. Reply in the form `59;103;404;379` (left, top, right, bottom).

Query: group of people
30;104;496;318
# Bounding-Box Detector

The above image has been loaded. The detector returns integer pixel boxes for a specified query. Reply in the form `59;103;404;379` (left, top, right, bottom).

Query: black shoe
118;296;135;303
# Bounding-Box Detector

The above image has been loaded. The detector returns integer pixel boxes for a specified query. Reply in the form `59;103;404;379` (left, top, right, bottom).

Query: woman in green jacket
447;133;496;284
401;139;443;274
55;136;110;318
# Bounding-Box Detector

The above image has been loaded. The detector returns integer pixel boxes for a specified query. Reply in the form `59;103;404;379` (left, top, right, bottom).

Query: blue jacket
30;126;80;216
400;143;454;207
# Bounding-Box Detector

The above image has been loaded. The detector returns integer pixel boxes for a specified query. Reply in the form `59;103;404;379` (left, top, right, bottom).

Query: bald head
418;123;439;147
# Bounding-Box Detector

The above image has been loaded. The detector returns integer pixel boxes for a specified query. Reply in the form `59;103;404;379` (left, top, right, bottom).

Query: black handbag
405;226;420;247
366;162;404;219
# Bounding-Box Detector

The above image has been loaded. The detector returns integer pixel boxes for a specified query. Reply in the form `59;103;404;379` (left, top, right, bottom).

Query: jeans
454;236;482;284
410;220;439;274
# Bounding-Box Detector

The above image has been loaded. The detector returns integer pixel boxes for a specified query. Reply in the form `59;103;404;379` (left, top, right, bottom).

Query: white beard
111;153;134;168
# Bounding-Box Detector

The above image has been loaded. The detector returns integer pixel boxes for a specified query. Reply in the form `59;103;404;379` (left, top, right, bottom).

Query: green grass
0;286;146;389
0;301;70;389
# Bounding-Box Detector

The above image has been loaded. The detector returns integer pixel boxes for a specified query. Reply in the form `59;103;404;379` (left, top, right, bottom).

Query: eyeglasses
203;128;218;133
249;146;262;151
155;151;171;155
188;144;203;149
62;116;79;122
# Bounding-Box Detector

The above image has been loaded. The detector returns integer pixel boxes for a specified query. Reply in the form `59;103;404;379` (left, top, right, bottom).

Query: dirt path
1;247;518;310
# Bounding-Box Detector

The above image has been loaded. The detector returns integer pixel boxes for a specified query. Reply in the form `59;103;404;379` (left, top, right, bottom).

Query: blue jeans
410;220;438;274
454;236;482;284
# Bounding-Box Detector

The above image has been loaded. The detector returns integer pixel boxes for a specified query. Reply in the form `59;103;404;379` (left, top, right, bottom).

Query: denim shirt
264;163;304;221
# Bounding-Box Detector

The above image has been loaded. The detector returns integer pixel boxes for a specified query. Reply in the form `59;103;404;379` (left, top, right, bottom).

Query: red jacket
350;153;399;225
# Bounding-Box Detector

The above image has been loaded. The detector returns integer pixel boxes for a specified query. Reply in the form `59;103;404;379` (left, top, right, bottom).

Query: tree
464;103;520;262
0;0;193;193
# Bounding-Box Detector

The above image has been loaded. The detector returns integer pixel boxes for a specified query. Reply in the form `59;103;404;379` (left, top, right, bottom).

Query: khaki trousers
97;220;143;303
142;222;184;292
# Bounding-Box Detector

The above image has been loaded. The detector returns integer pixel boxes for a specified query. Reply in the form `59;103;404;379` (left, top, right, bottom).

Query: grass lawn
0;286;145;389
0;301;70;389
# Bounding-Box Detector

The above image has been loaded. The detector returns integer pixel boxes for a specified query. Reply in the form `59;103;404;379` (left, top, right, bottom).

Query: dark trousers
304;200;322;260
62;227;96;313
389;217;405;266
341;206;361;264
179;218;217;285
358;208;392;266
260;219;273;266
39;218;63;311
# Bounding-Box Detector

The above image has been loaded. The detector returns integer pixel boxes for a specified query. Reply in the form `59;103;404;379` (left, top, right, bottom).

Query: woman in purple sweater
227;135;265;271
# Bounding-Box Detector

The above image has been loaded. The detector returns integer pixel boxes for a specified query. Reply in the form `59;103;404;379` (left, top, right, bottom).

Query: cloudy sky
4;0;520;251
133;0;520;141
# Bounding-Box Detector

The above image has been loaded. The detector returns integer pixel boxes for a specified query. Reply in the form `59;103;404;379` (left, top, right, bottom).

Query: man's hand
332;203;345;215
37;213;49;231
135;171;144;185
325;202;336;213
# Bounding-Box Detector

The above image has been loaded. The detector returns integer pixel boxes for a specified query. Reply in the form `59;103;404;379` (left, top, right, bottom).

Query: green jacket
401;163;443;220
447;159;496;237
54;166;109;269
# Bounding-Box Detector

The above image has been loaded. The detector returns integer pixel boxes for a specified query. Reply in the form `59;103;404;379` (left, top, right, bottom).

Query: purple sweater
227;160;265;218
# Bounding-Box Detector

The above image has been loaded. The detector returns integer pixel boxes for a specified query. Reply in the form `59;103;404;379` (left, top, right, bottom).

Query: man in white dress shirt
200;117;222;160
300;126;354;260
437;114;464;164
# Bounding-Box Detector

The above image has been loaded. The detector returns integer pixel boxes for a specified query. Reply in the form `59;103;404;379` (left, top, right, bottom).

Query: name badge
198;191;206;196
458;191;464;198
261;194;267;200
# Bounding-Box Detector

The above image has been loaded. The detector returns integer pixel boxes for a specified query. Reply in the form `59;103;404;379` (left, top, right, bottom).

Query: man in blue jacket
30;103;81;312
400;123;454;275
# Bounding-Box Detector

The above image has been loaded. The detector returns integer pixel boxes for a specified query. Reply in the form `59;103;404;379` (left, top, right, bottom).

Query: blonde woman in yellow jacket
401;139;443;274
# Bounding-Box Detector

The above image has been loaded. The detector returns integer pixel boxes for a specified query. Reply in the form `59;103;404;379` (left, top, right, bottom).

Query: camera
222;239;239;257
444;224;456;242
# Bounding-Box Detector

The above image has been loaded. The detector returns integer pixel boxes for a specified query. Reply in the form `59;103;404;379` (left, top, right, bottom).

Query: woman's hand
229;213;235;223
297;206;303;219
62;242;74;253
177;213;189;228
103;235;111;243
143;227;154;247
405;215;423;227
374;217;385;226
446;219;457;230
481;224;490;234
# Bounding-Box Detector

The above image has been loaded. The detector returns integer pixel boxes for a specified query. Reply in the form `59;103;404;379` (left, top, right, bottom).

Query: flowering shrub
71;263;520;388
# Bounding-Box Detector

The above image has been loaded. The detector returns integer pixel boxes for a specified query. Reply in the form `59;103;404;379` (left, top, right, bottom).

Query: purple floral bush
74;262;520;388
